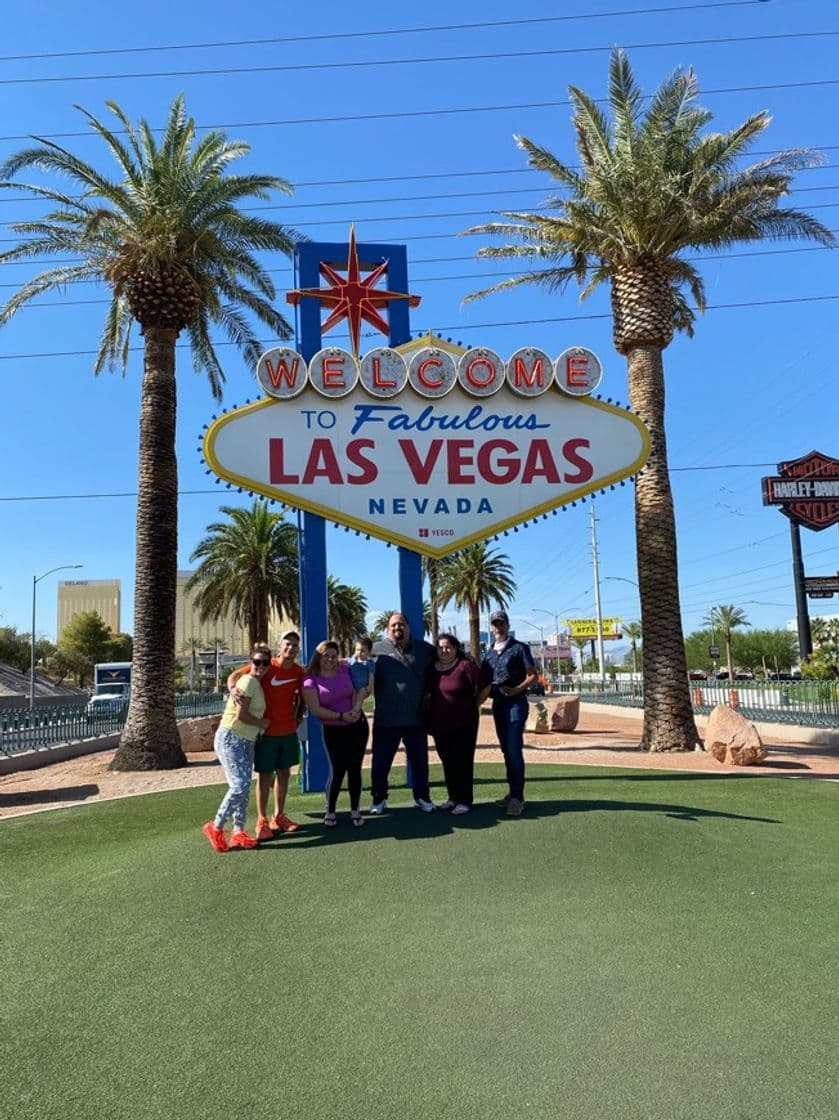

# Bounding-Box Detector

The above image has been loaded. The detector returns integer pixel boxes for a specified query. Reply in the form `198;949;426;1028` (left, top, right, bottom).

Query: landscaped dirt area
1;706;836;820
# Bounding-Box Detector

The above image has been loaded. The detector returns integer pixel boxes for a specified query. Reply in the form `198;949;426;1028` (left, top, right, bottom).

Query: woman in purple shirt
302;640;368;828
425;633;487;814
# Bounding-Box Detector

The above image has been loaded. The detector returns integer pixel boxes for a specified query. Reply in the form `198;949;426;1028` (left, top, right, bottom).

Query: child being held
349;637;375;702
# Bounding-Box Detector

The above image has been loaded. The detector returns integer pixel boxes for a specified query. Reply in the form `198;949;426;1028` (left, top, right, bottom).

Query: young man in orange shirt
228;631;305;839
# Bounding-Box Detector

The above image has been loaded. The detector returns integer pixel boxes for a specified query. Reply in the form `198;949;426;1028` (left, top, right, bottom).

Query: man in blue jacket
370;612;436;814
480;610;537;817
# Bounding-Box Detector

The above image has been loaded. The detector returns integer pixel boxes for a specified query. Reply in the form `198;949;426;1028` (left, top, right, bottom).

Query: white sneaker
369;800;388;815
452;803;471;815
439;799;455;811
414;798;436;812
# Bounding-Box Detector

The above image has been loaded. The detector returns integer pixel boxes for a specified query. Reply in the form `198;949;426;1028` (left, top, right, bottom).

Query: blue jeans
213;727;255;831
371;723;430;803
492;698;527;801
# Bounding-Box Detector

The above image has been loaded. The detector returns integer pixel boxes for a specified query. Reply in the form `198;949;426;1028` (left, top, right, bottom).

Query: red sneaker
202;821;229;852
229;830;259;850
270;812;301;834
256;816;274;842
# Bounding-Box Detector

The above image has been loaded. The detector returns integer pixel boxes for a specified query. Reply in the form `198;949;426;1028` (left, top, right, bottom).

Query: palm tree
371;603;433;641
423;557;442;644
437;543;516;658
181;636;202;691
327;577;368;652
622;621;643;674
0;97;300;769
705;605;749;684
188;501;299;649
464;50;834;751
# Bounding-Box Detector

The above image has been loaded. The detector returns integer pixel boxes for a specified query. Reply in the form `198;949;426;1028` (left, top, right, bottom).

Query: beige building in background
57;579;121;641
176;571;249;658
175;571;295;659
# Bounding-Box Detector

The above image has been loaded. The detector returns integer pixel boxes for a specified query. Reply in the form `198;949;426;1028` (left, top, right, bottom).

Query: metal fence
555;679;839;729
0;692;225;758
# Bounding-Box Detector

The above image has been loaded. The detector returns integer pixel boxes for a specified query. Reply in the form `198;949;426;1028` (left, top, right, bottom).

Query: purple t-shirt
303;662;355;727
426;657;483;733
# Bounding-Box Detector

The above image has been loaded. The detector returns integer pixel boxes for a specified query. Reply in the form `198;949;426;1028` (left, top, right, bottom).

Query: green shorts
254;733;300;773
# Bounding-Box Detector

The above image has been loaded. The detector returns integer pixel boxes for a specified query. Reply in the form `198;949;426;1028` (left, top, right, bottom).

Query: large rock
178;715;221;753
703;704;766;766
526;702;550;733
551;696;580;732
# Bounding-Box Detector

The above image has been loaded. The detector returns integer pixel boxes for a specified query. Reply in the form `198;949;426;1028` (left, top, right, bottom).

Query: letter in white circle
359;347;408;398
309;347;359;399
256;347;308;400
457;348;505;397
505;347;553;398
407;347;457;399
555;347;603;397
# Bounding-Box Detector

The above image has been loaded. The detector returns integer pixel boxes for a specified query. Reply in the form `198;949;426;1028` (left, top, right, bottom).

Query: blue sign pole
293;239;423;792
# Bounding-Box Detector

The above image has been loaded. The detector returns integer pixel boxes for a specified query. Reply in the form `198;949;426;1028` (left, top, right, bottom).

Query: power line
0;293;837;362
5;178;839;229
0;458;788;503
8;244;836;308
3;238;836;293
2;78;838;144
3;198;839;248
2;149;837;205
0;3;765;63
0;31;835;87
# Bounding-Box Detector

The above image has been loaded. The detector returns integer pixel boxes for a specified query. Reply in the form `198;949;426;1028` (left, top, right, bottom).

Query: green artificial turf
3;764;837;1120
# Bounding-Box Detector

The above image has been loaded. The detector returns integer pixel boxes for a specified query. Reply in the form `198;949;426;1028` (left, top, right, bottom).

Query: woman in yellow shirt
203;645;271;852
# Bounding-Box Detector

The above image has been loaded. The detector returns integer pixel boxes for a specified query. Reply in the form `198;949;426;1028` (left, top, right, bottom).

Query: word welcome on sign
256;344;603;401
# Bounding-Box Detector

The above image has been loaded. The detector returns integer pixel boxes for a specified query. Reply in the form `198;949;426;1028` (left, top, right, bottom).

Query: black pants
431;717;478;806
323;717;369;812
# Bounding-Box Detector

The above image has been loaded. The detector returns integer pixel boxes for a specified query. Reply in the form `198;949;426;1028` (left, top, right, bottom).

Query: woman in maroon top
425;633;487;814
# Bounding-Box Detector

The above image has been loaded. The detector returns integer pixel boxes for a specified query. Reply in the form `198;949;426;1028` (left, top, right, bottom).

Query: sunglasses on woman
251;658;271;667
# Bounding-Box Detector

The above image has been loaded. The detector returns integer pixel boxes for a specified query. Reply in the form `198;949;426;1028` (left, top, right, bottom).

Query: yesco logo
257;345;603;401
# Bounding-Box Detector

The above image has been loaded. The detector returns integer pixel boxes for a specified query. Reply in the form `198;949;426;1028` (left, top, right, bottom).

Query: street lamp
31;564;83;710
533;607;563;679
603;575;639;591
514;617;546;677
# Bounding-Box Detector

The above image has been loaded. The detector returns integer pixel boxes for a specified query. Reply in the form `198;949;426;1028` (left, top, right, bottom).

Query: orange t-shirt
241;660;305;736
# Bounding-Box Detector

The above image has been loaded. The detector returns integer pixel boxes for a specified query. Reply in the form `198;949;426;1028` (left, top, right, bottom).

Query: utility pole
590;502;606;682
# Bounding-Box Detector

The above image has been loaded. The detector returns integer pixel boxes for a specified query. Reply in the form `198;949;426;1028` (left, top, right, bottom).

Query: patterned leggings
213;727;255;831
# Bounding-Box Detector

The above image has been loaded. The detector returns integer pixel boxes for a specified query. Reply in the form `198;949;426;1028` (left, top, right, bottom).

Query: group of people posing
202;610;536;852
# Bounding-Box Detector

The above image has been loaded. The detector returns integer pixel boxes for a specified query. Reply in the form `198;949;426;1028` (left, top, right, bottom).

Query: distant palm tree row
1;48;831;767
187;501;370;652
189;502;517;658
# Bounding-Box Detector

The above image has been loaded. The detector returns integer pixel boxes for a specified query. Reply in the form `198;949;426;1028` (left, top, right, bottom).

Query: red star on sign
286;226;420;356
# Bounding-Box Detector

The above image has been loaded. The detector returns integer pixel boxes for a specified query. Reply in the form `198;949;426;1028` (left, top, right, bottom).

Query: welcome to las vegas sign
203;338;650;559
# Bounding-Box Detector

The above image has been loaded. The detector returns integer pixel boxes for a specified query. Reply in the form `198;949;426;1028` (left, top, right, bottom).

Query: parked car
86;695;128;719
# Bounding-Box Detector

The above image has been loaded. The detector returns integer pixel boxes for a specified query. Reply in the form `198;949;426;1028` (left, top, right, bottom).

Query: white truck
86;662;132;716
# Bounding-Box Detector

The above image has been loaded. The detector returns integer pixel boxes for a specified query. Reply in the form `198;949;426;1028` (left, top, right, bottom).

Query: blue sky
1;0;837;651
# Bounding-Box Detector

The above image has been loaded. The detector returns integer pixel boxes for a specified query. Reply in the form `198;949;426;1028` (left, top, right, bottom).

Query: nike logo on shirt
270;678;298;687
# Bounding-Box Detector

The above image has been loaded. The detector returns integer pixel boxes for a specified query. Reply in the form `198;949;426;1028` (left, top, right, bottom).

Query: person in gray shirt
370;612;436;814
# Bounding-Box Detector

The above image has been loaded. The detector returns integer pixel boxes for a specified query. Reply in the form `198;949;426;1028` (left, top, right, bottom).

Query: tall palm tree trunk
111;327;187;770
429;561;440;645
468;605;481;661
627;345;699;751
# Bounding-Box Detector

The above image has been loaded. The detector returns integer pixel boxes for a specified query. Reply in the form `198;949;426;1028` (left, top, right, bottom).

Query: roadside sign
708;644;720;658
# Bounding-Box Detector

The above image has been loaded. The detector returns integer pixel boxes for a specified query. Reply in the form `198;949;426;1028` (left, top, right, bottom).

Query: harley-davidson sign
761;450;839;531
203;343;650;558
